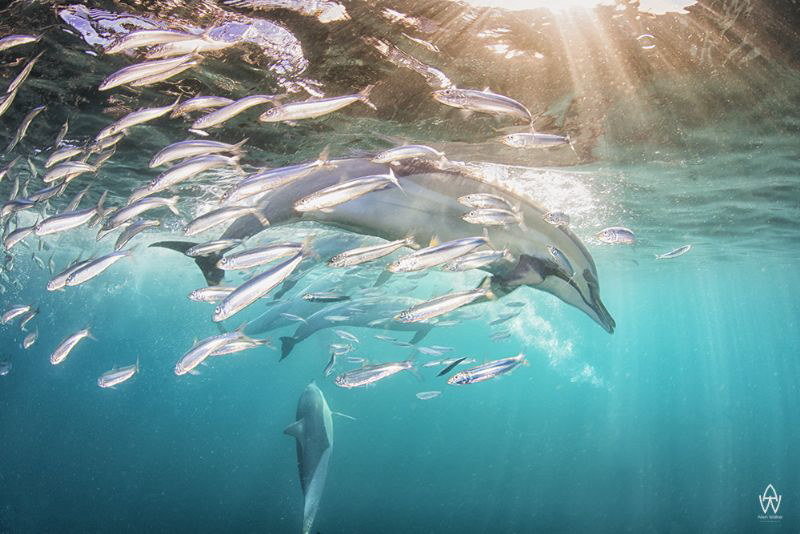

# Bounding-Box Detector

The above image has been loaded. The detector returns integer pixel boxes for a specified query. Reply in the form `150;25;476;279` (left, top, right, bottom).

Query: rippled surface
0;0;799;532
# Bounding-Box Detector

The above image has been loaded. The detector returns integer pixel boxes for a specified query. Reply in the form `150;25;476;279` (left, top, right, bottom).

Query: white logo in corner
758;484;782;522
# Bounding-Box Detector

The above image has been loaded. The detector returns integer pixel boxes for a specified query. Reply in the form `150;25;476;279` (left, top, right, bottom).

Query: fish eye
214;305;221;315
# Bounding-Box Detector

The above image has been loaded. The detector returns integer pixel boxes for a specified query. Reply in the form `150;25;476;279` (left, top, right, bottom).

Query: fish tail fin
231;138;249;154
359;84;377;110
279;336;298;361
166;195;181;216
404;235;419;249
373;270;393;287
387;168;404;194
86;329;97;341
316;145;332;167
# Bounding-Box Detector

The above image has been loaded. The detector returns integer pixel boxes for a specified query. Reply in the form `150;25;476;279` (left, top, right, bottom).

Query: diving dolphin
158;156;614;333
284;381;334;534
222;157;615;333
280;295;433;360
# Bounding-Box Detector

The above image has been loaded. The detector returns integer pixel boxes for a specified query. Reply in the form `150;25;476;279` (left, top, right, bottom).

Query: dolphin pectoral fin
408;324;433;345
149;241;224;286
280;336;298;361
374;270;392;287
283;419;304;438
333;411;356;421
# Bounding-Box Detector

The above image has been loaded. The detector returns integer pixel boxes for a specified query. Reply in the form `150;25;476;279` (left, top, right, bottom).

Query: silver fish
1;304;31;324
188;286;236;303
145;36;233;59
458;193;514;211
211;337;273;356
501;132;569;149
323;350;338;377
54;118;69;147
442;249;512;271
104;30;198;54
50;328;94;365
0;34;41;52
96;100;178;140
99;55;195;91
259;86;374;122
5;105;46;153
98;359;139;388
547;245;575;279
395;281;493;323
115;219;160;251
3;224;34;251
328;236;416;268
543;211;570;226
103;196;180;230
184;206;268;236
22;329;38;349
34;206;98;236
489;312;518;326
65;250;132;287
448;353;527;385
213;251;305;322
0;156;19;182
170;95;234;118
45;146;83;168
597;226;636;244
293;170;401;212
88;133;125;153
65;185;91;211
27;183;66;203
0;90;18;120
462;208;522;226
18;307;38;329
388;235;490;272
217;242;301;270
303;292;350;303
193;95;277;129
334;360;414;388
42;161;96;184
372;144;444;164
135;154;239;200
655;244;692;260
47;259;93;291
334;330;359;343
6;51;44;94
221;148;331;203
416;391;441;400
149;139;247;168
185;239;242;257
174;330;253;375
432;87;531;122
128;60;198;87
0;199;35;217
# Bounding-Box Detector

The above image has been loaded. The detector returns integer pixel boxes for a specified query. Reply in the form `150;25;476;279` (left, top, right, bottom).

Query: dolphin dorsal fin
283;419;304;438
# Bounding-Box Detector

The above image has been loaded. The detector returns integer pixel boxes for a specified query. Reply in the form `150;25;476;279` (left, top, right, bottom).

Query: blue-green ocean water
1;0;799;532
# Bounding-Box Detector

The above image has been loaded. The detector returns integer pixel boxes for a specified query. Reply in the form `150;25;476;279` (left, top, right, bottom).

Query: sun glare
462;0;697;15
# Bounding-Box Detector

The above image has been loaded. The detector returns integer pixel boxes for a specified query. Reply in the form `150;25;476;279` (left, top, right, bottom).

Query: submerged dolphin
279;295;433;359
158;157;615;333
284;381;334;534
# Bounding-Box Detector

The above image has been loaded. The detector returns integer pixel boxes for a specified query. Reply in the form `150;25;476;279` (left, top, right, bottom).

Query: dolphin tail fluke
149;241;224;286
374;270;392;287
280;336;298;360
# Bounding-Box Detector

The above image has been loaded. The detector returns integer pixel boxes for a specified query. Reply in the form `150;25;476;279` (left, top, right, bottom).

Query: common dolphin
284;381;334;534
279;295;433;360
221;157;615;333
159;157;614;333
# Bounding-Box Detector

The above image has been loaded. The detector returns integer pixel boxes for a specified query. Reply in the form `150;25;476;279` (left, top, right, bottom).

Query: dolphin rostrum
284;381;334;534
155;157;615;333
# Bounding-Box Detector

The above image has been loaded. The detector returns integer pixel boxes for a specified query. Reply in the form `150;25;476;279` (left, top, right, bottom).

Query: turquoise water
1;0;799;532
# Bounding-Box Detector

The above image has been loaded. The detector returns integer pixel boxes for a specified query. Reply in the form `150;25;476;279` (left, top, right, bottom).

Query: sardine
6;51;44;94
501;132;569;149
303;292;350;303
65;250;132;287
217;242;301;270
135;154;239;200
99;55;195;91
547;245;574;280
47;259;93;291
3;224;34;251
5;105;46;153
0;34;42;53
436;357;466;377
388;235;490;272
96;100;178;140
327;236;416;268
42;161;96;183
597;226;636;244
293;170;401;212
98;359;139;388
259;86;374;122
185;239;242;257
442;249;512;271
149;139;246;168
115;219;160;251
174;330;252;375
170;95;234;118
128;61;197;87
188;286;236;303
448;353;527;385
458;193;513;211
193;95;277;129
543;211;570;226
1;304;31;324
45;146;83;168
104;30;198;54
22;329;38;349
334;359;414;388
50;328;94;365
34;206;99;236
212;251;305;322
395;279;493;323
184;206;268;236
432;87;531;122
103;196;180;230
372;144;444;164
655;244;692;260
462;208;522;226
415;391;441;400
